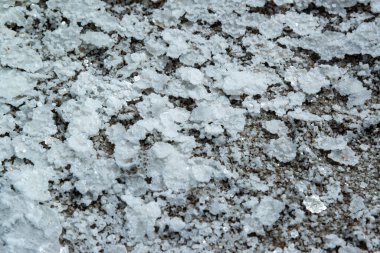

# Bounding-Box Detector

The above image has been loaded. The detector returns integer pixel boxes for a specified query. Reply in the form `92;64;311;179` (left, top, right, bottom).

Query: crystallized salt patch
265;137;297;162
263;119;288;136
0;69;37;99
6;167;53;202
285;66;330;95
0;43;43;72
328;146;359;166
303;195;327;214
253;197;285;226
314;135;347;151
177;67;204;85
221;70;280;96
191;164;213;183
80;31;114;48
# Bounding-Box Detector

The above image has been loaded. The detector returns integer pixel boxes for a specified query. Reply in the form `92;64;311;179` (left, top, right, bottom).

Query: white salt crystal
303;195;327;214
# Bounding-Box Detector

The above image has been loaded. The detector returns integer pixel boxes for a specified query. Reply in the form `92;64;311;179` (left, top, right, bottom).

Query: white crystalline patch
52;57;82;81
253;197;285;226
274;0;294;5
177;67;204;85
60;98;102;137
334;76;371;108
0;114;15;135
23;106;57;139
328;146;359;166
104;245;128;253
67;134;94;154
106;123;128;144
43;25;81;56
314;135;347;151
46;140;75;168
136;93;173;119
0;43;43;72
287;108;322;122
324;234;346;249
0;69;37;99
113;142;140;169
0;191;62;253
281;12;323;36
279;21;380;60
12;136;46;166
258;18;284;39
371;0;380;13
261;92;305;116
150;142;191;191
6;167;53;201
286;67;330;94
263;120;288;136
80;31;114;48
0;137;14;161
121;14;150;40
121;194;161;240
71;159;118;196
191;99;246;137
265;137;297;162
167;217;186;232
242;97;261;114
221;70;280;96
162;29;189;58
303;195;327;214
349;195;366;219
191;164;213;183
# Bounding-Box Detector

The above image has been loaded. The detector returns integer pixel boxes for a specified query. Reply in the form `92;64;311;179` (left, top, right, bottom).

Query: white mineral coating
167;217;186;232
0;0;378;252
334;76;371;108
303;195;327;214
263;119;288;136
149;142;192;192
285;67;330;94
190;99;246;137
371;0;380;13
190;164;213;183
0;69;37;100
244;197;285;235
43;25;82;56
0;137;14;161
67;133;94;154
328;146;359;166
0;191;62;253
265;137;297;162
220;70;281;96
177;67;204;85
6;166;53;202
253;197;285;226
121;194;161;240
80;31;114;48
0;43;43;72
314;135;347;151
287;108;322;122
349;194;367;219
23;106;57;139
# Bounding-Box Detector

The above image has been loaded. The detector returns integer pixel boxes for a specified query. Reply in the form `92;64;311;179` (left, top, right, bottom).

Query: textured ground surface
0;0;380;252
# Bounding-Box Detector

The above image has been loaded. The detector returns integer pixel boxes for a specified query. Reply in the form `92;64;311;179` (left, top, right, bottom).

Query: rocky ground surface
0;0;379;252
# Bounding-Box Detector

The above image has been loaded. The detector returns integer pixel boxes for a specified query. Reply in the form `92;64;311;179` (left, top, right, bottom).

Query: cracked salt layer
0;0;379;252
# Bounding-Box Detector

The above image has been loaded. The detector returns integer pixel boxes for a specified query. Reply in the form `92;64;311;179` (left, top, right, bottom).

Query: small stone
303;195;327;214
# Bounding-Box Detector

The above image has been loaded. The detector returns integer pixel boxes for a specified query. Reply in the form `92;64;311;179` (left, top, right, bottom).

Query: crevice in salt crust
0;0;379;252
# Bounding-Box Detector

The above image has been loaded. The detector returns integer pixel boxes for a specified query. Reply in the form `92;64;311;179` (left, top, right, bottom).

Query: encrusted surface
0;0;379;252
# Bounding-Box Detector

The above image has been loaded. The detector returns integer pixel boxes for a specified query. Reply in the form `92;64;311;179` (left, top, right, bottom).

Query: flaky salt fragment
303;195;327;214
